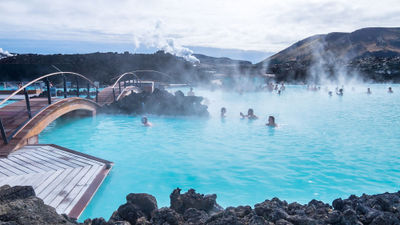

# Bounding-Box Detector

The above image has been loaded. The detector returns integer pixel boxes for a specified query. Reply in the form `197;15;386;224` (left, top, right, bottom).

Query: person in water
266;116;277;127
388;87;393;93
240;108;258;119
221;107;227;118
280;83;285;91
336;88;343;96
141;116;152;127
328;91;333;96
187;87;195;96
367;88;372;94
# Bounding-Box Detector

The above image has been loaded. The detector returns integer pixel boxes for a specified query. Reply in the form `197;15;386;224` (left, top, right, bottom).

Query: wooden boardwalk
0;97;98;156
0;98;60;136
0;144;112;219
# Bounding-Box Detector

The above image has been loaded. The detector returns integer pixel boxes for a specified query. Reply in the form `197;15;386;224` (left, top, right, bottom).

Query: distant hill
0;51;255;85
259;27;400;82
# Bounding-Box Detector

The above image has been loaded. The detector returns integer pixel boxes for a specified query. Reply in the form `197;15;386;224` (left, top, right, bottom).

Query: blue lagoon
39;85;400;220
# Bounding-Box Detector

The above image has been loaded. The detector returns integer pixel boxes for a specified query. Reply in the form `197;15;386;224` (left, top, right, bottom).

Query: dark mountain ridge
260;27;400;83
0;51;255;85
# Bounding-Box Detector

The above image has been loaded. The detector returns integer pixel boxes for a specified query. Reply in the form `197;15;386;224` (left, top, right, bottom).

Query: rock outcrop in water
2;185;400;225
101;89;209;117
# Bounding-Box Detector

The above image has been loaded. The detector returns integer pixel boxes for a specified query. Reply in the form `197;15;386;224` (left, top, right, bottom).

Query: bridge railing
109;70;174;102
110;72;141;102
0;72;99;145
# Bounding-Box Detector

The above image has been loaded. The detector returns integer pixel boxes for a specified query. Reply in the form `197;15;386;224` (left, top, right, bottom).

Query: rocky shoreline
1;185;400;225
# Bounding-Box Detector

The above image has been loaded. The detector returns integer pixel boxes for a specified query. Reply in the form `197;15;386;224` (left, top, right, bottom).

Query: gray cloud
0;0;399;52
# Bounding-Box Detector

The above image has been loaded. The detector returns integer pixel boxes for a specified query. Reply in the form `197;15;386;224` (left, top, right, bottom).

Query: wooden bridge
0;72;101;156
0;69;175;218
0;69;174;155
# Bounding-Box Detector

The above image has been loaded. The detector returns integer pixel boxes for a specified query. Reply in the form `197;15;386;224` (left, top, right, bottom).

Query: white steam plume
133;20;200;64
0;48;13;58
308;38;365;85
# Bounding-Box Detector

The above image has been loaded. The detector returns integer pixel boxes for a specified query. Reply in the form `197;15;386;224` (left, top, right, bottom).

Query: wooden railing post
24;88;32;118
76;77;80;97
95;87;99;103
63;75;67;98
45;78;51;104
0;118;8;144
87;83;90;98
112;88;116;102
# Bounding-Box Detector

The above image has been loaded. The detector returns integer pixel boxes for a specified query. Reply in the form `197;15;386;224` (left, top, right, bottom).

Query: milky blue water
39;84;400;220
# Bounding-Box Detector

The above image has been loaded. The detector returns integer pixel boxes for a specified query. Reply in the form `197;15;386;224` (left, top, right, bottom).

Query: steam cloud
308;38;364;85
133;21;200;64
0;48;13;58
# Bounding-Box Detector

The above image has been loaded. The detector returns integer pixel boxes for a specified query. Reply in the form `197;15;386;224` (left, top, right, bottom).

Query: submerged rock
102;88;209;117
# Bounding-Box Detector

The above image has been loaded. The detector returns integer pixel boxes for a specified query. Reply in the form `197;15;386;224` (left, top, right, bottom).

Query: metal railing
0;72;99;145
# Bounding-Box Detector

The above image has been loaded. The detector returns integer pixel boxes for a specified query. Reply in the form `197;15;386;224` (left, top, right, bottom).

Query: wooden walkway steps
0;144;113;219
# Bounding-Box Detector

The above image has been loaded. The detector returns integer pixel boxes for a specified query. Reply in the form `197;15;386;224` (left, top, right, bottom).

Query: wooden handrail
111;72;141;89
110;70;174;88
0;72;98;107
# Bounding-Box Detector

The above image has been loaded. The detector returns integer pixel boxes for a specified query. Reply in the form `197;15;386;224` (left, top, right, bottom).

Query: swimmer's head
221;107;226;114
268;116;275;124
248;108;254;116
141;116;148;124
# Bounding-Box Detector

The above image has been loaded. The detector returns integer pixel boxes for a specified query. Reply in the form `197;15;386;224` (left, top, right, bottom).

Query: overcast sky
1;0;399;53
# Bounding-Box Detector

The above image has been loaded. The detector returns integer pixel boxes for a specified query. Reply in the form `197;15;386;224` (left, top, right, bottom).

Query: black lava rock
103;88;209;117
170;188;223;215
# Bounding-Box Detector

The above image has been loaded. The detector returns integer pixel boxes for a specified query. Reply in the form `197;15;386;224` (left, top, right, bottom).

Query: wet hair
141;116;148;124
221;107;226;113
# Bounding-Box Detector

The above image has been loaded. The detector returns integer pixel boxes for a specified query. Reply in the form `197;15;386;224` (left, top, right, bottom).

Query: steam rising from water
133;21;200;63
308;38;367;86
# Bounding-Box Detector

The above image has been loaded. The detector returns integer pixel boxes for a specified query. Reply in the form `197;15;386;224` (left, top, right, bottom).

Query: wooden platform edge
29;143;114;219
32;144;113;165
68;164;112;219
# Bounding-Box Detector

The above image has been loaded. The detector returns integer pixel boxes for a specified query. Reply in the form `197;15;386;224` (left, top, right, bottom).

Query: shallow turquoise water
39;84;400;220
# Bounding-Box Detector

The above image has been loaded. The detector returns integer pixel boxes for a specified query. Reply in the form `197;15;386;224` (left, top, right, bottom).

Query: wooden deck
0;144;112;219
